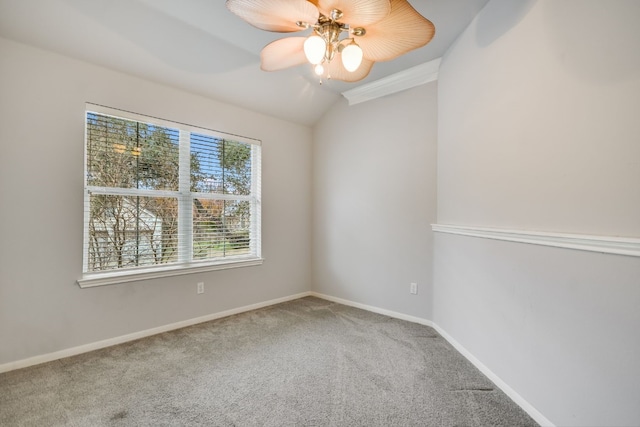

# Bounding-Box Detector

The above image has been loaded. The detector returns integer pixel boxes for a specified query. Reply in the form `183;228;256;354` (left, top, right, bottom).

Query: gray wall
0;38;312;365
3;1;640;424
312;83;438;321
435;1;640;425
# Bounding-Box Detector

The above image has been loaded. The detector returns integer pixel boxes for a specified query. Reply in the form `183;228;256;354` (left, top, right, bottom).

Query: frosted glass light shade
304;35;326;65
341;42;363;72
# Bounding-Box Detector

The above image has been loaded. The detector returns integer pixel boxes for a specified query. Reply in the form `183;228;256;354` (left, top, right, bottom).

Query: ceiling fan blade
326;57;374;82
226;0;319;32
357;0;435;62
316;0;391;27
261;37;308;71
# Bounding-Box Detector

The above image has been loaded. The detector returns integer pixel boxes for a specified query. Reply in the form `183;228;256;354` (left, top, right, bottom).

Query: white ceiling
0;0;489;125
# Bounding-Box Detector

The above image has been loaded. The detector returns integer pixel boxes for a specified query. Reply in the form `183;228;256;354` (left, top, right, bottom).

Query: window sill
77;257;264;288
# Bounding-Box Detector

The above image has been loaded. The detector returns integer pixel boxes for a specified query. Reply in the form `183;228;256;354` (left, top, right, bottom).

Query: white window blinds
82;104;261;281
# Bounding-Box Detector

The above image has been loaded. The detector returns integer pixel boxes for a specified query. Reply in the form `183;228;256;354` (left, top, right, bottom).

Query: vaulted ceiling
0;0;489;125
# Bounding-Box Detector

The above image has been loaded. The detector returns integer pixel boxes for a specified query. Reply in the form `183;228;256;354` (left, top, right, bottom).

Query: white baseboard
310;292;554;427
432;324;555;427
309;292;434;327
1;290;553;426
0;291;312;374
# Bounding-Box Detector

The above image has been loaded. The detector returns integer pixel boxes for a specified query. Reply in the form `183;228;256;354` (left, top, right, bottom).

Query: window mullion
251;145;261;258
86;186;180;198
189;193;253;202
178;130;192;263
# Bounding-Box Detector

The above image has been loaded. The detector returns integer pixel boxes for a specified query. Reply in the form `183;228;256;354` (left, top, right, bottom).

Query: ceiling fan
226;0;435;82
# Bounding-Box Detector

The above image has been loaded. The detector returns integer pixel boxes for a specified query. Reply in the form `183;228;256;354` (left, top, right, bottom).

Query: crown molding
432;224;640;257
342;57;441;106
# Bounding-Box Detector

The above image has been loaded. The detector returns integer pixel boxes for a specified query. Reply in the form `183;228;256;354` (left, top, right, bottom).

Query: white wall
438;0;640;234
312;83;438;320
0;37;312;366
435;1;640;426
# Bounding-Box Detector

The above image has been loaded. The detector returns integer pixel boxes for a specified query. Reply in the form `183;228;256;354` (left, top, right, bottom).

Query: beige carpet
0;296;537;426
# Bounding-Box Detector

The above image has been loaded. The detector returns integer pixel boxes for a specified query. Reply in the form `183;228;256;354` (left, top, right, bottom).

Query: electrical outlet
197;282;204;294
410;282;418;295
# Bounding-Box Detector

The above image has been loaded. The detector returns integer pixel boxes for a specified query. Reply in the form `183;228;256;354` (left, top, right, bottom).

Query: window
79;104;261;287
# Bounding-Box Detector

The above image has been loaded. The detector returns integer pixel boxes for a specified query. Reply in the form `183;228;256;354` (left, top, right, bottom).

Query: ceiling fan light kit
226;0;435;83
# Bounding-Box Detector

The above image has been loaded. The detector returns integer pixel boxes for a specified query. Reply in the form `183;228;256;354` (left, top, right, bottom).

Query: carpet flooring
0;296;538;426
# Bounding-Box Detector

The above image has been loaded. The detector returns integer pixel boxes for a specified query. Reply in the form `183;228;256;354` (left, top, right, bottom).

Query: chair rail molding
432;224;640;257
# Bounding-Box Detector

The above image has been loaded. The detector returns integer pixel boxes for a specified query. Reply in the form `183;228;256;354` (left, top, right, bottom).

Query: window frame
78;104;262;288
